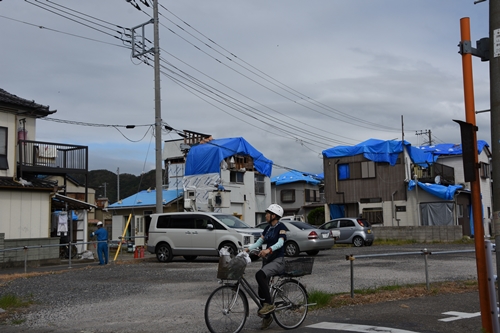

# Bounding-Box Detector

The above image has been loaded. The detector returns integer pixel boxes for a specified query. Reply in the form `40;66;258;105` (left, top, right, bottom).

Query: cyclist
246;204;287;330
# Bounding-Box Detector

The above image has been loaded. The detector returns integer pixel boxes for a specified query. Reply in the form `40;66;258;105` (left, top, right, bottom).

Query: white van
147;212;255;262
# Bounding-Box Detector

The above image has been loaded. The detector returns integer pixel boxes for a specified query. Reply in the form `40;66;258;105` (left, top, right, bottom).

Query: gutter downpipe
391;190;398;226
334;159;345;217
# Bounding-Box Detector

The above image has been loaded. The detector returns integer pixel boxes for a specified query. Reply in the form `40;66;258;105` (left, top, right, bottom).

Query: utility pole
153;0;163;215
458;14;494;332
490;0;500;317
130;1;163;214
415;129;432;145
117;167;120;202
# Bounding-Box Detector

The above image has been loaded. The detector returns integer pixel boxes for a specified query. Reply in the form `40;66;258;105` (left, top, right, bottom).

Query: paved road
0;243;492;333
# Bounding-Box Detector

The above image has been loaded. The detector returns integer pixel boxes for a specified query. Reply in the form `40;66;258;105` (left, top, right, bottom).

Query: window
281;189;295;203
480;162;491;179
0;127;8;170
457;204;463;218
230;171;244;183
305;189;320;202
255;174;265;195
337;161;375;180
339;220;355;228
361;161;376;178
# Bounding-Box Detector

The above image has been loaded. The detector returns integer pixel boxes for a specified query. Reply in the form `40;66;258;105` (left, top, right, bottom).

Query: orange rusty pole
459;17;492;333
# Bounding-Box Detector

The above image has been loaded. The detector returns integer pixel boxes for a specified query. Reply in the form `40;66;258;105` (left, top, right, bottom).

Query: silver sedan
255;221;336;256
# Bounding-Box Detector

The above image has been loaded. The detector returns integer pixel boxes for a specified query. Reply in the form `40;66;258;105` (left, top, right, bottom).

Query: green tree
308;207;325;226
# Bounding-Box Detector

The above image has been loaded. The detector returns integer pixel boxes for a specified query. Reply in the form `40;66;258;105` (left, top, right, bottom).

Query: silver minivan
147;212;253;262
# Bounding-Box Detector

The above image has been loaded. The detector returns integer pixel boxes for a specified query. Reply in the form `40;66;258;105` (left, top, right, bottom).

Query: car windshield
289;221;316;230
217;215;253;228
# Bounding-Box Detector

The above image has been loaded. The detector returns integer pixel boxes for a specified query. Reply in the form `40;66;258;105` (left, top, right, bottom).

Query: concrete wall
0;233;60;268
373;225;463;243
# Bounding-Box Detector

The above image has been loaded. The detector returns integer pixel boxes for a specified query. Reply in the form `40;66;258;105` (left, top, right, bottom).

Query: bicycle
59;243;78;259
204;252;315;333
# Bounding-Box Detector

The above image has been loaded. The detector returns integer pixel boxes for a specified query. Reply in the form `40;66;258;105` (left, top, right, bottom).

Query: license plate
321;233;329;239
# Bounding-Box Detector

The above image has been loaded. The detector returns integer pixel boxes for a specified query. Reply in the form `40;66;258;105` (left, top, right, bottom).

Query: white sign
495;28;500;58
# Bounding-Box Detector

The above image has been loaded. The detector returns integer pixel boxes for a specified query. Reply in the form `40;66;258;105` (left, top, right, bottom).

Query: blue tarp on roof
108;189;183;209
408;180;463;201
322;138;435;166
185;137;273;177
416;140;489;156
271;170;321;185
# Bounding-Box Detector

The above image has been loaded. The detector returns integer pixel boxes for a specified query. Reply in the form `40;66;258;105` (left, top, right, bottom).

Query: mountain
70;169;164;204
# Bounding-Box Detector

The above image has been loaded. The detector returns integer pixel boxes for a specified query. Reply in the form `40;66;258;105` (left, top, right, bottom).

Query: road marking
307;322;420;332
439;311;481;322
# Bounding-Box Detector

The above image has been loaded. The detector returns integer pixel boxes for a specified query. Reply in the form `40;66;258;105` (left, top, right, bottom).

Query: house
322;138;490;238
183;137;273;227
270;170;324;223
162;134;273;227
0;88;93;267
107;188;184;246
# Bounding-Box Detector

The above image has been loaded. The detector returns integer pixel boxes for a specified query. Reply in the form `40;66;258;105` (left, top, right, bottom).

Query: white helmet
266;204;284;218
97;221;103;226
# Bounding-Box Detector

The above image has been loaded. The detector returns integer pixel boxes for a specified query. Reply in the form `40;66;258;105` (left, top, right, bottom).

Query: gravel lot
0;243;481;333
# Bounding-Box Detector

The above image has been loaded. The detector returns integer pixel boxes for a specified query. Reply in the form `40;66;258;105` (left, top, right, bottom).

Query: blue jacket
92;228;108;241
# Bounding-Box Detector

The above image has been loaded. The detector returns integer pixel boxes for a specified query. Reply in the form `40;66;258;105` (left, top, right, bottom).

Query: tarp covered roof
322;138;435;166
185;137;273;177
271;170;322;185
322;138;489;166
415;140;489;156
108;188;183;209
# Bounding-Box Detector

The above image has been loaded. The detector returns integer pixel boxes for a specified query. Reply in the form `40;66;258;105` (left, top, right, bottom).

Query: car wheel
306;250;319;256
219;243;237;257
285;242;300;257
183;255;198;261
156;242;173;262
353;236;364;247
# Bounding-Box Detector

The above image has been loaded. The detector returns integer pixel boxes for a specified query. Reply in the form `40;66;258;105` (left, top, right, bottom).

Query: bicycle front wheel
204;285;248;333
272;279;308;329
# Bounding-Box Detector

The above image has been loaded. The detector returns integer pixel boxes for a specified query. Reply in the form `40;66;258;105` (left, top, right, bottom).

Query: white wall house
0;88;92;266
164;136;272;227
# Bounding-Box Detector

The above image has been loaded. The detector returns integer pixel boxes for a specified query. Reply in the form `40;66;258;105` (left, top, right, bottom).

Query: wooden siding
323;153;406;204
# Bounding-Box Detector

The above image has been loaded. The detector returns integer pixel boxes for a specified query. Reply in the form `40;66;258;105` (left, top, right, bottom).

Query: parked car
255;221;336;257
214;214;263;243
147;212;253;262
318;218;374;247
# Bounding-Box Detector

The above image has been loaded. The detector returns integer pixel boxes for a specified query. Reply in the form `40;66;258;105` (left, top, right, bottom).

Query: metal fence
0;236;148;273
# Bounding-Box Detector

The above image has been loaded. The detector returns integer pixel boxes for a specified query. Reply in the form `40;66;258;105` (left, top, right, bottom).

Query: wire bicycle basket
284;257;314;277
217;254;247;280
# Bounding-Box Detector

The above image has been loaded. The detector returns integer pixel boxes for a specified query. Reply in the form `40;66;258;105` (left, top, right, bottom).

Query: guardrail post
23;246;28;273
421;248;430;290
346;254;355;298
68;242;72;269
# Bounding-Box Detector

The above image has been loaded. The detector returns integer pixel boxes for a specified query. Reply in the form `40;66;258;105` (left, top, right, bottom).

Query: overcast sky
0;0;492;178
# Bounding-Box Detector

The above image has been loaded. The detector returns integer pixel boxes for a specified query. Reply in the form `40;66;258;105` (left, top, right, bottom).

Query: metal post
490;0;500;314
422;248;430;290
153;0;163;214
460;17;492;332
485;240;500;332
23;246;28;274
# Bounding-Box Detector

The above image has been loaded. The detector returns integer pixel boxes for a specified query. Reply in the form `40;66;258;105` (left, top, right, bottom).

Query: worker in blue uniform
92;221;108;265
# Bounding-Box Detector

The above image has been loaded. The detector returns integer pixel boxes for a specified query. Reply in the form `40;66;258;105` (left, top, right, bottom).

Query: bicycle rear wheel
272;279;308;329
205;285;248;333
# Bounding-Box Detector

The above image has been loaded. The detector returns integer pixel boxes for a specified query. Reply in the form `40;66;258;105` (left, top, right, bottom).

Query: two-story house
270;170;324;223
0;88;92;266
322;138;490;238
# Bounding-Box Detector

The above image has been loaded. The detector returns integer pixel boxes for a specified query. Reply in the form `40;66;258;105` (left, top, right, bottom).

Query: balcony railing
17;140;88;177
